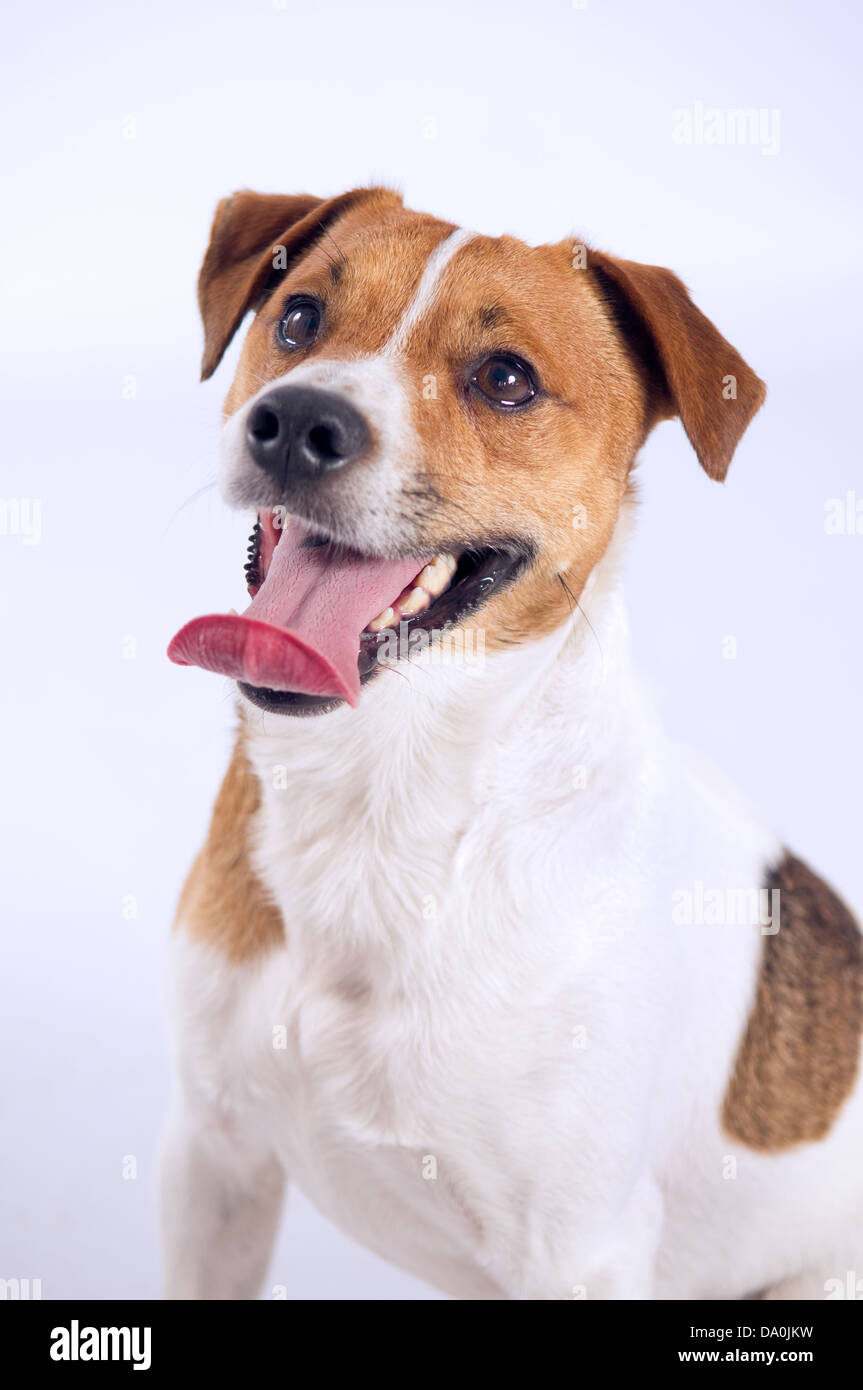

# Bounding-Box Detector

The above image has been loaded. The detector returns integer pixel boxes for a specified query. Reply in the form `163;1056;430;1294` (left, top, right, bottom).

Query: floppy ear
588;250;766;481
197;187;385;381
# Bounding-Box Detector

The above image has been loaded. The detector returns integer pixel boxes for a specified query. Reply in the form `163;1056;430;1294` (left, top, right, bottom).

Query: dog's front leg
159;1099;286;1300
581;1174;665;1300
507;1172;665;1301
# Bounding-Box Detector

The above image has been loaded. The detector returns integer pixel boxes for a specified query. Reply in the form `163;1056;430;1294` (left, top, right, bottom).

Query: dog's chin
238;543;532;718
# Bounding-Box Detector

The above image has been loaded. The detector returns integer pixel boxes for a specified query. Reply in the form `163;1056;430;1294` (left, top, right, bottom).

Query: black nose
245;385;370;484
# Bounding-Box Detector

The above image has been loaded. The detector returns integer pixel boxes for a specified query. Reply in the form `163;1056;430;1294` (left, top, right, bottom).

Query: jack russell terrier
162;186;863;1301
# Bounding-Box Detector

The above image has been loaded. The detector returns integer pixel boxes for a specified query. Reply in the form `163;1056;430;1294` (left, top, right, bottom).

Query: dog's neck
240;513;668;967
243;513;657;842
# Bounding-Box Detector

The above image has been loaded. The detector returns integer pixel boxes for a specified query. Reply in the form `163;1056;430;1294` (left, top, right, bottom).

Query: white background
1;0;861;1299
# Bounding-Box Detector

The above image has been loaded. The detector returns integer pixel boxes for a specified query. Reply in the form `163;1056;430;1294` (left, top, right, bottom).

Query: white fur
381;227;477;356
219;356;417;553
161;524;863;1299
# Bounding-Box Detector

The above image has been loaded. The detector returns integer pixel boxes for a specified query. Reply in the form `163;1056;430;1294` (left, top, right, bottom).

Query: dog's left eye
278;297;323;350
470;354;537;408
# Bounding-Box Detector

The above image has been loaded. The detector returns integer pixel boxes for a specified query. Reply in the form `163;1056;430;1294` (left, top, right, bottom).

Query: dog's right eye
278;297;323;350
470;354;537;409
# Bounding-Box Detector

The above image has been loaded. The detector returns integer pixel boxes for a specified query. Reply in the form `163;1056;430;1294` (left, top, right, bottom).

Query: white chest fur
172;544;863;1300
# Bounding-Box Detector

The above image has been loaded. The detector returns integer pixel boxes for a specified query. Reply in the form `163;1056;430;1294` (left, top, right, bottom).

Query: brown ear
588;250;766;481
197;187;390;380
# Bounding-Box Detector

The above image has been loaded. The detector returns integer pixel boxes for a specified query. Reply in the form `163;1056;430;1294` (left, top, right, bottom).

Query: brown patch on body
723;852;863;1151
175;731;284;961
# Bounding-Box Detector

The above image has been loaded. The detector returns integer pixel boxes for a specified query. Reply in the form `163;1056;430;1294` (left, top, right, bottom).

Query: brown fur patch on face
222;220;652;653
199;187;407;382
175;731;283;961
396;235;650;651
209;193;764;662
222;197;456;417
722;851;863;1151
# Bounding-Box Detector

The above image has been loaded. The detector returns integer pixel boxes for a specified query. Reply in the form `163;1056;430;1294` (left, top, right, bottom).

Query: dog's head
169;187;765;715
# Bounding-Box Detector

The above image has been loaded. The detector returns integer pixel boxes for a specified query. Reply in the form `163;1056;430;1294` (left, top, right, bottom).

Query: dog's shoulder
175;731;284;961
723;851;863;1150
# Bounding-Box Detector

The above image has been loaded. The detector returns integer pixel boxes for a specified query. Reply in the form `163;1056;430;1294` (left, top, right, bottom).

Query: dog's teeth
399;586;431;617
364;553;457;634
367;606;397;633
227;607;239;616
417;553;458;597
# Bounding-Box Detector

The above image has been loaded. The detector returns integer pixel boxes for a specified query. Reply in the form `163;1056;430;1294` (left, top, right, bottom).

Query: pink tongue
168;519;428;706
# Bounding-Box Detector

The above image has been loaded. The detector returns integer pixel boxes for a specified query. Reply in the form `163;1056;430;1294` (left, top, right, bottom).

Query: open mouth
168;510;527;716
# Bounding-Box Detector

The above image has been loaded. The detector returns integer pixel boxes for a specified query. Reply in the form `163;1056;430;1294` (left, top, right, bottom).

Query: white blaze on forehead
382;227;478;357
219;226;479;553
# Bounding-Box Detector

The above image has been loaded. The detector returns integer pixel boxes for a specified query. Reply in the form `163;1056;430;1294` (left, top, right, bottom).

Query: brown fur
587;251;766;481
175;731;284;960
723;852;863;1151
199;187;766;656
199;187;400;381
392;233;645;650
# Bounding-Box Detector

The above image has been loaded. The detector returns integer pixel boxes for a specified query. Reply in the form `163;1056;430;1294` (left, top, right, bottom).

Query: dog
161;186;863;1300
